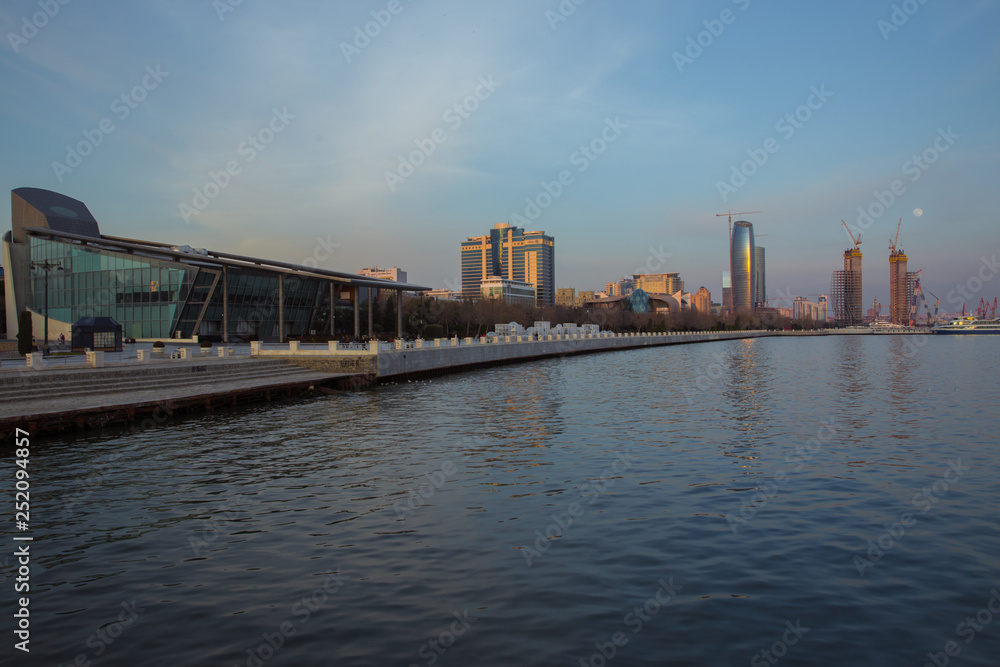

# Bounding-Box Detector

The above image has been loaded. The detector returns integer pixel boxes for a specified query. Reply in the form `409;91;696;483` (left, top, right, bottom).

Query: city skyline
1;1;998;311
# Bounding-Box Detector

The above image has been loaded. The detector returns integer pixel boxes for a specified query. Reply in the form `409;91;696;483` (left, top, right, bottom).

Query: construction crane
889;218;902;253
716;210;763;243
716;210;763;266
842;220;861;250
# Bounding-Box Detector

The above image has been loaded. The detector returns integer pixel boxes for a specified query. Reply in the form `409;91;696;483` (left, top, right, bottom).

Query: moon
913;208;923;217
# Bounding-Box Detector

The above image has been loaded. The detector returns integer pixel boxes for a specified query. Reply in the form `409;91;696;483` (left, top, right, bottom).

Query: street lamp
30;260;64;356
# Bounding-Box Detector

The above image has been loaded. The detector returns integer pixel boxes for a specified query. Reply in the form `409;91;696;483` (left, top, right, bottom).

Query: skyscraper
722;270;731;315
830;247;863;326
693;286;712;313
754;246;766;307
889;248;909;324
730;220;756;312
460;223;555;306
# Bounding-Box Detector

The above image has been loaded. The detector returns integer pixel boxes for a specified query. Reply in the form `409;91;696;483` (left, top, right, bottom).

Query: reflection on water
7;336;1000;666
722;338;770;470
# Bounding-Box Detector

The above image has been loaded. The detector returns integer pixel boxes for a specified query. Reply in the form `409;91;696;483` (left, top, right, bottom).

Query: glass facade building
28;235;193;339
730;220;756;312
754;246;766;307
460;223;555;306
5;188;427;342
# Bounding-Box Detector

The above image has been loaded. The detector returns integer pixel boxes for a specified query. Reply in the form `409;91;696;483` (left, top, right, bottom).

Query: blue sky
1;0;998;312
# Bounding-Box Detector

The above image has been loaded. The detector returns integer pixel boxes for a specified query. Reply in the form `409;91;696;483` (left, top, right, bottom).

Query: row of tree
332;295;823;340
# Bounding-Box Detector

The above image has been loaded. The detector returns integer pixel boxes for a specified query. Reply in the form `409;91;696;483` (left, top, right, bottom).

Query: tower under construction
888;219;910;325
889;251;910;324
830;221;863;326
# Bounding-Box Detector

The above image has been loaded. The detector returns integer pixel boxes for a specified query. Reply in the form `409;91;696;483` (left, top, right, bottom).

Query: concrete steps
0;359;330;403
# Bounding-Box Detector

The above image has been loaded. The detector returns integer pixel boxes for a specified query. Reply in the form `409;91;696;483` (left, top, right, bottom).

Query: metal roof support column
353;287;360;338
368;288;374;339
397;289;403;340
278;274;284;343
222;266;228;343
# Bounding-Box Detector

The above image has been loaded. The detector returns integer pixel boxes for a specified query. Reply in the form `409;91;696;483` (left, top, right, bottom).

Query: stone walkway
0;357;356;432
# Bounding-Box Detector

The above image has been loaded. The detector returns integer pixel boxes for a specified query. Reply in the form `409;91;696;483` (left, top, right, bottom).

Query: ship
932;316;1000;334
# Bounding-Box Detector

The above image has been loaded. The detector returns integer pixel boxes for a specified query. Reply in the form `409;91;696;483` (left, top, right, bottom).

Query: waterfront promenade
255;329;775;381
0;355;351;435
1;330;774;434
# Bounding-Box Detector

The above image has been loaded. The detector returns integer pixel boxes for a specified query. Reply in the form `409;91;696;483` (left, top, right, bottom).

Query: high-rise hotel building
461;223;555;306
730;220;756;312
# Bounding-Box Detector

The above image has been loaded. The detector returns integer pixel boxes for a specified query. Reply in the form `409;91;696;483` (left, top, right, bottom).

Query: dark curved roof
71;317;121;330
13;187;100;238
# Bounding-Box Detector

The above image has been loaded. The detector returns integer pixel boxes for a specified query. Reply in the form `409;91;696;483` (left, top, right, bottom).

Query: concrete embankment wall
375;331;772;381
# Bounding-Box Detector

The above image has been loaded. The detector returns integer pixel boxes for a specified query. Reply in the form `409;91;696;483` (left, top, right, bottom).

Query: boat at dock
869;322;925;334
932;316;1000;334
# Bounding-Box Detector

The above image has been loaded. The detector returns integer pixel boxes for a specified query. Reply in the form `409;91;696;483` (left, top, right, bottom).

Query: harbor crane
909;270;941;325
912;271;930;324
924;288;940;323
976;297;998;319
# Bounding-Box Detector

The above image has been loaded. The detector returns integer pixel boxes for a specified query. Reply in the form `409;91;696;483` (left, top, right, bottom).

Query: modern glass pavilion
3;188;428;343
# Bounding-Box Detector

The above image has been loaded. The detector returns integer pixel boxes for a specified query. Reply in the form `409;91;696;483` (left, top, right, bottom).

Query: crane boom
716;210;763;242
841;220;861;250
889;218;902;252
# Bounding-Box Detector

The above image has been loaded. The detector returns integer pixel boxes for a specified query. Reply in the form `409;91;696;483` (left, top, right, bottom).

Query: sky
1;0;999;314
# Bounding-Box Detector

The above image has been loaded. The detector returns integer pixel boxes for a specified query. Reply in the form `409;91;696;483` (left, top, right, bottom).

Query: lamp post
31;260;62;356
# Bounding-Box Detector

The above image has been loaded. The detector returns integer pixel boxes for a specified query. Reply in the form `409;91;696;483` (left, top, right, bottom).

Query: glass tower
730;221;756;312
754;246;766;307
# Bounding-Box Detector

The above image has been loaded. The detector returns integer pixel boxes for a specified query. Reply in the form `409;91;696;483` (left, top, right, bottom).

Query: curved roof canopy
12;187;100;242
